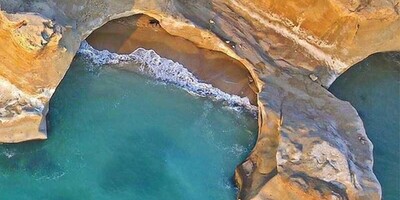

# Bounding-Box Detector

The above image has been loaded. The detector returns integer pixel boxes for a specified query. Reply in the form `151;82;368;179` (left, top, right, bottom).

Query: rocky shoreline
0;0;399;199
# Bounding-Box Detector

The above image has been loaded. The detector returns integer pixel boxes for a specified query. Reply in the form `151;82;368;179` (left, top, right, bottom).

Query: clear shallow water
0;56;257;199
330;53;400;200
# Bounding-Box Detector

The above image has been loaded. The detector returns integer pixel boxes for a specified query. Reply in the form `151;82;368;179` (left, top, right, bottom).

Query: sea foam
77;41;258;115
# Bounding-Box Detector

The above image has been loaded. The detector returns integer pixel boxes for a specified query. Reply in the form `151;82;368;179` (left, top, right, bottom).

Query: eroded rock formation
1;0;399;199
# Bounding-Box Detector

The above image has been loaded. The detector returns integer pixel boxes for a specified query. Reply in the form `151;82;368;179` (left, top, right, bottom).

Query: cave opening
0;13;260;199
329;52;400;200
86;14;258;105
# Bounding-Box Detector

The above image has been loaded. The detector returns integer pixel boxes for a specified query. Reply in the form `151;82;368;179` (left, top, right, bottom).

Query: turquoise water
330;53;400;200
0;56;257;199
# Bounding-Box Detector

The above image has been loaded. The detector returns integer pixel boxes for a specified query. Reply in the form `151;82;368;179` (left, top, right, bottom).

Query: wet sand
86;15;257;105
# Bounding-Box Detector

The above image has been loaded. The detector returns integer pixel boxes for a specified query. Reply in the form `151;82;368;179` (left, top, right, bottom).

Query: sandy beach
87;15;257;105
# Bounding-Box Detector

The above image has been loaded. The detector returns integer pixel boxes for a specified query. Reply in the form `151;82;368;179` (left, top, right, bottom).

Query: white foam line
77;41;258;115
0;77;53;123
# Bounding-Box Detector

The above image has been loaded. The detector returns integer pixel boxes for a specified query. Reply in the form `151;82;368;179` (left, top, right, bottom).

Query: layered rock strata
1;0;399;199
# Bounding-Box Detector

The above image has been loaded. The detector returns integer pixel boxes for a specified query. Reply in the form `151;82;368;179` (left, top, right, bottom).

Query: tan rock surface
1;0;399;199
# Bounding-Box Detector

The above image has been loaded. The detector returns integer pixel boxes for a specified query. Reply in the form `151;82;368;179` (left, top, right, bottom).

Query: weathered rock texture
0;0;399;199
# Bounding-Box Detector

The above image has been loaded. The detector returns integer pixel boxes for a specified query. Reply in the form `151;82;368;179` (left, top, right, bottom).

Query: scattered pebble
43;20;54;28
248;76;254;83
309;74;318;82
358;136;367;144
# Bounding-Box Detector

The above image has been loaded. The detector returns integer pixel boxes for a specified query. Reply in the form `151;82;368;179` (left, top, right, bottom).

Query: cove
329;53;400;200
0;55;257;199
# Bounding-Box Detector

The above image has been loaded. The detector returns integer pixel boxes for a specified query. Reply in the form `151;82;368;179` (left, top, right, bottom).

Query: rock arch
1;0;399;199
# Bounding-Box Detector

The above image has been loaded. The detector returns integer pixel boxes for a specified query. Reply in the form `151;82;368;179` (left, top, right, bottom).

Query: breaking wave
77;41;258;115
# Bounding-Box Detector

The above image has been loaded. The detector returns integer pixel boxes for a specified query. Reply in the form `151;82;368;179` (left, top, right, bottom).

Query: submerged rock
0;0;399;199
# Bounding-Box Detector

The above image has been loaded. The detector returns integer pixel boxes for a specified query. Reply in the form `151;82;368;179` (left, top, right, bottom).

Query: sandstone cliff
1;0;399;199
